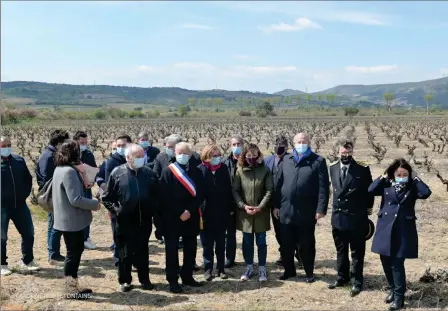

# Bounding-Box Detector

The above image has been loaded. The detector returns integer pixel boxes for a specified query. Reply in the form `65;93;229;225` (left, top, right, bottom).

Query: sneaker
120;283;132;292
49;255;65;265
20;261;41;272
84;238;97;250
258;266;267;282
218;272;228;280
240;265;254;281
1;265;12;276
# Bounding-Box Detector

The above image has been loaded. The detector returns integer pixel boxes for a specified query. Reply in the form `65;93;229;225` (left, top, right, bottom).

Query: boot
64;276;92;300
389;297;404;311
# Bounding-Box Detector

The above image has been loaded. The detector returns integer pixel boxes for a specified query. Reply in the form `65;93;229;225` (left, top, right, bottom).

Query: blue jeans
47;213;63;259
1;204;35;265
202;228;226;272
242;232;267;266
111;216;119;267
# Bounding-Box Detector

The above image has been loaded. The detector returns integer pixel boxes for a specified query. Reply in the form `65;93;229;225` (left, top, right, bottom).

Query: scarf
392;181;407;194
293;147;312;164
202;161;222;172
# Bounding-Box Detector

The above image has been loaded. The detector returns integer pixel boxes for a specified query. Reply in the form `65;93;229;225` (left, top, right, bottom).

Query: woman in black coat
198;144;233;281
368;158;431;311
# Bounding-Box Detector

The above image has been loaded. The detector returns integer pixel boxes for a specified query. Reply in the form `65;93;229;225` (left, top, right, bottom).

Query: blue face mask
133;157;145;169
232;146;242;156
140;141;149;149
176;154;190;165
395;176;409;184
210;157;221;166
116;147;126;156
80;145;88;152
294;143;308;154
165;147;174;158
1;147;12;158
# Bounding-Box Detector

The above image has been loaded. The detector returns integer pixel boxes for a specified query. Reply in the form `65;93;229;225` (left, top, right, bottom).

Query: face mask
246;158;258;166
340;155;352;165
140;141;149;149
210;157;221;166
133;157;145;169
395;176;409;184
275;146;286;156
165;147;174;158
1;147;12;158
232;146;242;156
116;147;126;156
80;145;88;152
176;154;190;165
294;143;308;154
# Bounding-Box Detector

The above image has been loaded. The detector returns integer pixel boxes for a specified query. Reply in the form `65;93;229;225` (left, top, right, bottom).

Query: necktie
340;166;347;186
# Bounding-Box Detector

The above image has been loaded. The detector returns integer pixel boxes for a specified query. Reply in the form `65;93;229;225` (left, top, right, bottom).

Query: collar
340;162;350;170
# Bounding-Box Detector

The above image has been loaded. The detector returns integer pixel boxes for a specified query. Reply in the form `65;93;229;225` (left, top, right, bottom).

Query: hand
180;210;191;221
245;206;256;215
252;207;261;214
315;212;325;220
273;208;280;219
95;202;102;211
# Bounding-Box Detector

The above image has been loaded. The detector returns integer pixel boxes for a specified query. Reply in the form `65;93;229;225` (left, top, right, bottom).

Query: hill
273;89;305;96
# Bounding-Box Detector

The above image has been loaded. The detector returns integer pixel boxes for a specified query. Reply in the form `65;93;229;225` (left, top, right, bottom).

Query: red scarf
202;161;221;172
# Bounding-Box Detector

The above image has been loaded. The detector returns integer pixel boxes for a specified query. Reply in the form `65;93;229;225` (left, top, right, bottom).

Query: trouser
242;232;267;266
54;229;85;278
48;213;63;259
1;204;35;265
115;222;152;285
380;255;406;299
110;216;119;266
165;233;197;284
153;213;163;240
332;227;366;287
225;213;237;263
83;190;92;242
271;209;301;261
202;227;226;272
281;223;316;277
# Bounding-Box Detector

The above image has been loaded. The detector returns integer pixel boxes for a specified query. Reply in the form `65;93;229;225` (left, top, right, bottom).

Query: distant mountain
273;89;305;96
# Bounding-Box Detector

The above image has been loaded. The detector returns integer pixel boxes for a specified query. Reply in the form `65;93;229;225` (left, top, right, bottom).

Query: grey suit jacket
52;166;98;232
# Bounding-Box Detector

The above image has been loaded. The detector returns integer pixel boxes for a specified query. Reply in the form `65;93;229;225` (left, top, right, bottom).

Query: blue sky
2;1;448;92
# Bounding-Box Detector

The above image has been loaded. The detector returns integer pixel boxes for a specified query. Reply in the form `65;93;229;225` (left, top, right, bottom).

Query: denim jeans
1;204;35;265
48;212;63;259
242;232;267;266
202;228;226;272
111;216;119;267
83;189;92;242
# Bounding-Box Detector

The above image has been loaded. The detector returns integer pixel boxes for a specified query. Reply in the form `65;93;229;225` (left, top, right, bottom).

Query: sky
1;1;448;93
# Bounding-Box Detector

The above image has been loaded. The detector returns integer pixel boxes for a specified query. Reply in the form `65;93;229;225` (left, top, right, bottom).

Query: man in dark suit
327;138;374;296
274;132;329;283
265;135;302;268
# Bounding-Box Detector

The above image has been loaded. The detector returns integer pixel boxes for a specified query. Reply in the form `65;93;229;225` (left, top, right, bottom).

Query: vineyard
1;116;448;310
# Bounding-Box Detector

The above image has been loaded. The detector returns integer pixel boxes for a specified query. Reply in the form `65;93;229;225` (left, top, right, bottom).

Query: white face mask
294;143;308;154
176;154;190;165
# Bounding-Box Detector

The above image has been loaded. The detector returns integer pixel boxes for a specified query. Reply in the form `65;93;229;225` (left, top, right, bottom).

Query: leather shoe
278;273;296;280
225;260;235;269
305;276;316;284
141;282;155;291
350;286;362;297
328;280;349;289
275;257;283;266
194;263;201;272
385;291;394;304
389;298;404;311
182;278;204;287
169;283;182;294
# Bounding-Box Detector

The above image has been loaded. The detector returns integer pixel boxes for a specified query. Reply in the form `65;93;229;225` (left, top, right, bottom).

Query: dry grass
1;123;448;310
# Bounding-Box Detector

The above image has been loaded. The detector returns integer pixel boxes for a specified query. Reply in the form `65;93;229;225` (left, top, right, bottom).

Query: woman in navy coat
369;158;431;311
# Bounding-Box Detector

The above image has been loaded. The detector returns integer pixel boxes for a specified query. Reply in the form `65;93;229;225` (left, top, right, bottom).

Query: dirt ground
1;123;448;310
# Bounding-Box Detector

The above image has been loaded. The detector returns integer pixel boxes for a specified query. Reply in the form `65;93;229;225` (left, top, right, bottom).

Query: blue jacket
36;145;57;190
369;176;431;258
81;149;97;168
105;153;127;184
264;153;289;202
96;160;107;187
1;154;33;208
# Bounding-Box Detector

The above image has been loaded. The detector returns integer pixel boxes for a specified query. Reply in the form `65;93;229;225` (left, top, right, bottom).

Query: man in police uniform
328;138;374;297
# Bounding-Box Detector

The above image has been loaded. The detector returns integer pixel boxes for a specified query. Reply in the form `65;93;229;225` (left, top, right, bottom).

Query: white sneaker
84;238;97;250
240;265;254;281
20;261;41;272
258;266;267;282
1;265;12;276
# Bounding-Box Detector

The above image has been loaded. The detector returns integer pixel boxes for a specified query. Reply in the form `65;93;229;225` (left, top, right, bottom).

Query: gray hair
175;142;192;153
165;134;183;145
337;137;354;149
125;143;143;158
138;132;149;140
229;134;243;144
293;132;310;144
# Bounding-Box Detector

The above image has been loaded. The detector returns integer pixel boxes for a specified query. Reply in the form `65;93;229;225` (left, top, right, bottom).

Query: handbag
37;178;54;213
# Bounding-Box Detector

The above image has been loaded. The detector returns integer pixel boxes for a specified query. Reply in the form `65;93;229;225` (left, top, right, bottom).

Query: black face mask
275;146;286;155
341;155;353;165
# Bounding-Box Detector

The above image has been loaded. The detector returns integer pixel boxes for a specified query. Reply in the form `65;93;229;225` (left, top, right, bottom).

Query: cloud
328;12;388;26
181;23;214;30
440;68;448;76
137;65;158;72
234;54;251;60
236;66;297;74
259;18;322;34
173;62;217;71
345;65;398;74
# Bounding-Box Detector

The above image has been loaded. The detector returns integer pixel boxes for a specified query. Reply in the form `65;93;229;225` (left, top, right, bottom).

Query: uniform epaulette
357;161;369;167
329;160;339;166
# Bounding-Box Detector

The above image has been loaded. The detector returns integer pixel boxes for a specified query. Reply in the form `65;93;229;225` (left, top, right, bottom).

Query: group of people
0;129;432;310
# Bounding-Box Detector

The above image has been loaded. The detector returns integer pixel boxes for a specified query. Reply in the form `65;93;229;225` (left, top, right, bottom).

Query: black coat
369;176;431;258
159;163;204;236
101;164;158;226
264;153;288;209
1;154;33;208
153;151;201;178
329;159;374;232
143;146;160;170
36;145;57;190
105;153;127;183
222;154;239;183
81;149;97;168
276;152;330;226
197;163;233;230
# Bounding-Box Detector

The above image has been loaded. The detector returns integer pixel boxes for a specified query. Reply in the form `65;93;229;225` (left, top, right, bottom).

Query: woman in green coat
233;144;273;282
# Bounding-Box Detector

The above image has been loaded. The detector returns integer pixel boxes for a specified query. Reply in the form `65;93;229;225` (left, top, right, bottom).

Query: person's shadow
90;289;188;307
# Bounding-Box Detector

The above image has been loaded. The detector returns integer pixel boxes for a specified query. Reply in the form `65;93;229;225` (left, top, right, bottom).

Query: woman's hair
201;144;220;162
238;143;264;167
54;139;81;166
385;158;413;179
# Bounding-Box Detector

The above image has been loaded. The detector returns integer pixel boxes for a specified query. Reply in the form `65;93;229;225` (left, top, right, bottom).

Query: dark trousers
225;213;237;263
115;223;152;285
271;210;301;261
281;223;316;277
165;233;197;284
332;227;366;287
242;232;267;266
1;204;35;265
47;212;63;259
83;190;92;242
54;229;85;278
202;227;226;272
380;255;406;299
153;213;163;240
110;216;119;266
